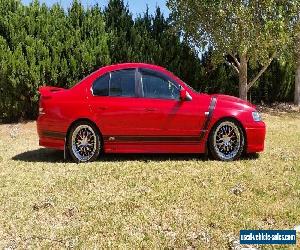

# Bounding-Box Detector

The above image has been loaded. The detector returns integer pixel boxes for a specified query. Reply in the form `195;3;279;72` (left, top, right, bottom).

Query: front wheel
208;119;245;161
68;121;101;163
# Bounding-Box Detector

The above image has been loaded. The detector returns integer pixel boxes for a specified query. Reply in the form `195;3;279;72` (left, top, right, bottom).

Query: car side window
92;73;109;96
140;70;180;100
110;69;136;97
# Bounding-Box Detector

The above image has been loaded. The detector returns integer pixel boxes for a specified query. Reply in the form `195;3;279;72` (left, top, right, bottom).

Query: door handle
145;108;157;112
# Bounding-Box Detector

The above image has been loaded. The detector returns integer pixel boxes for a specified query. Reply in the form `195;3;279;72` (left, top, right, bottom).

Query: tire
208;119;245;161
68;121;101;163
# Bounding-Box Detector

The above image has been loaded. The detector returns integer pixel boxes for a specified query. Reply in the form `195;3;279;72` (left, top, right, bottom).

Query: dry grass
0;113;299;249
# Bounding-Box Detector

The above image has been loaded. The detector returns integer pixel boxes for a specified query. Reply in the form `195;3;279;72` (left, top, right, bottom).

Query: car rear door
89;68;144;136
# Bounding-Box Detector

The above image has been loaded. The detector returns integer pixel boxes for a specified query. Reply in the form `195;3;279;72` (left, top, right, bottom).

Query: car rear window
110;69;136;97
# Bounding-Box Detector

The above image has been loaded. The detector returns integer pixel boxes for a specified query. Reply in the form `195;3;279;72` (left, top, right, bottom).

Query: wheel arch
65;118;103;142
64;118;103;160
206;116;247;154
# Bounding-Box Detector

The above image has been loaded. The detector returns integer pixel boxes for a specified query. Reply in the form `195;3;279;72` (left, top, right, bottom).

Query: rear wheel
68;121;101;163
209;119;245;161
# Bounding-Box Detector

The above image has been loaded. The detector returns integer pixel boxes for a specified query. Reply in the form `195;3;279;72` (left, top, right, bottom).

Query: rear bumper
39;137;65;150
37;115;66;150
245;121;266;153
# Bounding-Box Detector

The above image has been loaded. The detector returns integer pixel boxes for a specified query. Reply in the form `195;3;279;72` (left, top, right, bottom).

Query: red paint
37;63;266;155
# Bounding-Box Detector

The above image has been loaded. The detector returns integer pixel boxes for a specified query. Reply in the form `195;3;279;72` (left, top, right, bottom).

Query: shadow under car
12;148;258;163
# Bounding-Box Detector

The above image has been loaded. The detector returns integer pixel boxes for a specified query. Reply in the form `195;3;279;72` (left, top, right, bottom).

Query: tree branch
226;60;239;74
247;51;277;90
230;63;240;74
229;53;240;68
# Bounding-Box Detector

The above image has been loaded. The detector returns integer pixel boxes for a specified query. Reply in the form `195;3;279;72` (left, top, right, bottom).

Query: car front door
136;68;205;140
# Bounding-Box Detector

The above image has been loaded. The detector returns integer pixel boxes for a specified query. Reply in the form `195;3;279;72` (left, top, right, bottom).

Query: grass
0;112;299;249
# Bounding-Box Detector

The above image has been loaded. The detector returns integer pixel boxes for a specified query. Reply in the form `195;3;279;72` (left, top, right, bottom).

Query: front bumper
245;121;266;153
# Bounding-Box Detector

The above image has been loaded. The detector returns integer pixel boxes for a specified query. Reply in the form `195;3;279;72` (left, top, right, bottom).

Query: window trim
138;68;181;100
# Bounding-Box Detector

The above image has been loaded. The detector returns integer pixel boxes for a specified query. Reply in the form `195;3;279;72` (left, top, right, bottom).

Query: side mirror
180;89;192;101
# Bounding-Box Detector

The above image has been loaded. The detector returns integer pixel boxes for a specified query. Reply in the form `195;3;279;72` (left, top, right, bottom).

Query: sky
22;0;170;17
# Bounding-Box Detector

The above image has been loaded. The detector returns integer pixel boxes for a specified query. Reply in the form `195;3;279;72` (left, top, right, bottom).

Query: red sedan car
37;63;266;163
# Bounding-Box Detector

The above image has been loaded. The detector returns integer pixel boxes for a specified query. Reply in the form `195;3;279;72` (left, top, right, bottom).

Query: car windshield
183;81;198;93
167;71;198;93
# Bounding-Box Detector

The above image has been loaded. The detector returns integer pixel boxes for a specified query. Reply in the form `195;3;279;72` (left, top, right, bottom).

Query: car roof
99;63;167;73
72;62;192;92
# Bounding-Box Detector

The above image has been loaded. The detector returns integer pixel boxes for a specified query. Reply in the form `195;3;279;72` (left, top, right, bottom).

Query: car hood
212;94;256;110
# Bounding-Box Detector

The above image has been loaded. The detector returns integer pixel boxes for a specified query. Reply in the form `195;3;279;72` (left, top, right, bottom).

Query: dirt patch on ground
257;103;300;115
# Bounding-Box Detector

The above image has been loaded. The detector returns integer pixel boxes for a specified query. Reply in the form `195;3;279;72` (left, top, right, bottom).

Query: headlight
252;111;262;122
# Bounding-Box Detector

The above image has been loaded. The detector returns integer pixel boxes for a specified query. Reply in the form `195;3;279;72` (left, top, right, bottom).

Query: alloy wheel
213;121;243;160
71;125;98;162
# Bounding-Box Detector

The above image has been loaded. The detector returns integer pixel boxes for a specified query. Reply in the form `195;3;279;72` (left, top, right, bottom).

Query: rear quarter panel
37;87;94;138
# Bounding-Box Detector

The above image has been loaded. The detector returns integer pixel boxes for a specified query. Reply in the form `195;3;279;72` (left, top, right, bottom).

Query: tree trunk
295;39;300;106
239;54;248;101
295;63;300;106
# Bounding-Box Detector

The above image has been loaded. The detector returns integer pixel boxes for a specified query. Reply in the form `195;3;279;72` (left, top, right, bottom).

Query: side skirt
104;142;205;154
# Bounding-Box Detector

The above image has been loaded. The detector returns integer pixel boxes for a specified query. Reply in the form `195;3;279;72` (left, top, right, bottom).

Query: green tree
0;0;110;121
167;0;294;101
141;6;203;89
104;0;135;63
